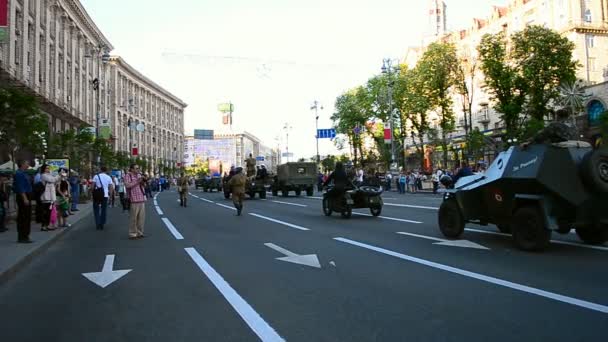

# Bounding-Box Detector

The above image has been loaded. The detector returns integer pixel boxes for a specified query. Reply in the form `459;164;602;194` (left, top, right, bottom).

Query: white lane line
201;198;215;204
216;203;237;211
249;213;310;231
384;203;439;210
155;206;164;216
153;200;158;206
465;228;608;252
271;200;308;207
334;237;608;314
185;247;285;342
353;212;423;224
396;232;445;242
161;217;184;240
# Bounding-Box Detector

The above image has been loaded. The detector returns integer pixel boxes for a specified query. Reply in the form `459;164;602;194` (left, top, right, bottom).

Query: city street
1;188;607;342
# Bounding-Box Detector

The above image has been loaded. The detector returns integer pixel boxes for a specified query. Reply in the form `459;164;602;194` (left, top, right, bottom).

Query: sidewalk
0;203;93;284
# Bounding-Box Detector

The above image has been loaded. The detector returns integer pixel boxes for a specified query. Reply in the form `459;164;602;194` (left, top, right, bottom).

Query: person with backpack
92;166;113;230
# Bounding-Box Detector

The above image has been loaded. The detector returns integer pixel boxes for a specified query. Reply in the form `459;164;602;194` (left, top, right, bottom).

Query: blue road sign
256;156;265;161
317;128;336;139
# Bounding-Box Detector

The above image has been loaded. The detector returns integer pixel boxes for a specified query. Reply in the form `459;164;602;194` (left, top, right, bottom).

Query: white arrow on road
82;255;132;288
396;232;489;250
264;243;321;268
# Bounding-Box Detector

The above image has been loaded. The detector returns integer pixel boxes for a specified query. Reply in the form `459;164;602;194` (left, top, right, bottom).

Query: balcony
564;20;608;34
477;112;491;124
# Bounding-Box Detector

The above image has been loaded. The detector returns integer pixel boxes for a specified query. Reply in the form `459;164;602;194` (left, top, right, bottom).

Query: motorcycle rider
323;162;350;201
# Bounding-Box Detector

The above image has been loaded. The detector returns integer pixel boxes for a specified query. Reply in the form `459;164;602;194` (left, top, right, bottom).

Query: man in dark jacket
323;162;350;200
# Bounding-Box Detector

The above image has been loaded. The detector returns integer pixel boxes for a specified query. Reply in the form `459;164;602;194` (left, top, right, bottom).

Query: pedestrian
69;173;80;212
385;173;392;191
317;170;324;192
0;173;8;232
92;166;113;230
144;174;153;199
399;173;407;194
125;163;146;239
33;167;44;224
57;170;71;228
109;175;117;208
178;172;189;207
228;167;247;216
13;160;34;243
40;164;60;231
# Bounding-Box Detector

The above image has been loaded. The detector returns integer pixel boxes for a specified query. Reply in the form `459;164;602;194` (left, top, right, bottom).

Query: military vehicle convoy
196;176;222;192
438;141;608;251
271;162;316;197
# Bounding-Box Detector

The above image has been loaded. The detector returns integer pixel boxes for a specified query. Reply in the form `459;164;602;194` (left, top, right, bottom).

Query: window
584;9;592;22
586;34;594;48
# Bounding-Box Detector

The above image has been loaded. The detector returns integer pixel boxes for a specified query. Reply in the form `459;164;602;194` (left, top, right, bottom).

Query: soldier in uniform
178;173;189;207
522;122;577;149
228;167;247;215
245;154;257;177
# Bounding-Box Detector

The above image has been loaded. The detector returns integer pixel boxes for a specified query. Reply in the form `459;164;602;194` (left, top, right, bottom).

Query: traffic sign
317;128;336;139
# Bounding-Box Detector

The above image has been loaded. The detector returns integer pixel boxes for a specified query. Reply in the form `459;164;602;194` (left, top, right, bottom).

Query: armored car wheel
272;189;278;196
295;189;302;197
497;224;511;234
282;189;289;197
512;206;551;251
581;149;608;193
575;226;608;245
322;198;332;216
370;206;382;217
438;199;464;238
259;191;267;199
341;205;352;219
306;187;314;196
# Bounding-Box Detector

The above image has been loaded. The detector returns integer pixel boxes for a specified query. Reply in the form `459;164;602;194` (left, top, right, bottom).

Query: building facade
403;0;608;167
0;0;186;172
184;131;279;174
108;56;186;173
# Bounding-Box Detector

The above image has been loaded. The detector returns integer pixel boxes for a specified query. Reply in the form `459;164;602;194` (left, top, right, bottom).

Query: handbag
50;203;58;226
92;174;105;203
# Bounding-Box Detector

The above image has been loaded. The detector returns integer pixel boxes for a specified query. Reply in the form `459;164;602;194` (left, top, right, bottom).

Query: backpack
92;174;105;204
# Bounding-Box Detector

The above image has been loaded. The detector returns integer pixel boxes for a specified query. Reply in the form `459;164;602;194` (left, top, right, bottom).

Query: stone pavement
0;203;92;284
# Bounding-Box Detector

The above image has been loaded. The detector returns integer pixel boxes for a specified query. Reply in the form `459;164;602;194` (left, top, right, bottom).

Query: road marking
161;218;184;240
82;254;132;288
155;206;164;216
216;203;237;211
397;232;444;242
185;247;285;342
334;237;608;314
249;213;310;231
153;200;158;206
264;243;321;268
200;197;215;203
384;203;439;210
271;200;308;207
353;212;422;224
465;228;608;252
396;232;489;250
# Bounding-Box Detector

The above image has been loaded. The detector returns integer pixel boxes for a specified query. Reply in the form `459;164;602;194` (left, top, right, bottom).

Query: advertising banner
0;0;8;43
46;159;70;176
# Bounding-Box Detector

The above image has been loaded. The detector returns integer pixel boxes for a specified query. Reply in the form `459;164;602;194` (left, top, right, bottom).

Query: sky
81;0;502;160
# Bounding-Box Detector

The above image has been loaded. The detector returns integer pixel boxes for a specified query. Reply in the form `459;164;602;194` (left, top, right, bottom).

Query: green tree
321;155;337;172
478;31;526;139
331;87;371;167
466;128;485;161
417;42;459;167
511;25;578;120
0;87;48;163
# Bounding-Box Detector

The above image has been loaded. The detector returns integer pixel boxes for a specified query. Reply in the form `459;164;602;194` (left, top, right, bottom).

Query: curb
0;206;92;286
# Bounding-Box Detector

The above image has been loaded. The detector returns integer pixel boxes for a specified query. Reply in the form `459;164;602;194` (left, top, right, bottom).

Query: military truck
196;176;222;192
223;174;269;199
271;162;316;197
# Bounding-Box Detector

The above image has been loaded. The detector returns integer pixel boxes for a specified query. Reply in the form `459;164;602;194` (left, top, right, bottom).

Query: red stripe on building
0;0;8;27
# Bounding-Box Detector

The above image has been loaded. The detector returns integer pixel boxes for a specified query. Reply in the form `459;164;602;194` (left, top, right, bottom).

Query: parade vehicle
438;141;608;251
271;162;316;197
323;185;384;219
196;176;222;192
223;175;269;199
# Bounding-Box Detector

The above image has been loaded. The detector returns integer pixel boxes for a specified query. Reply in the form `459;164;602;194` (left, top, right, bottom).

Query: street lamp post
283;123;292;162
310;101;323;164
88;46;111;166
381;58;400;168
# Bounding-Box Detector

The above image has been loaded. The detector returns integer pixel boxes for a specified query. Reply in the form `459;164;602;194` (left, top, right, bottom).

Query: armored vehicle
271;162;316;197
438;142;608;251
196;176;222;192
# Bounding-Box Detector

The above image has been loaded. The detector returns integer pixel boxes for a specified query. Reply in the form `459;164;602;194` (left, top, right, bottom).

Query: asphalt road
1;188;607;342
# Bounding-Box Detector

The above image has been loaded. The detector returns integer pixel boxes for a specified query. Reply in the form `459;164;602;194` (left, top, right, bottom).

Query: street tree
0;87;48;164
417;42;459;167
511;25;578;121
454;52;477;157
331;87;371;167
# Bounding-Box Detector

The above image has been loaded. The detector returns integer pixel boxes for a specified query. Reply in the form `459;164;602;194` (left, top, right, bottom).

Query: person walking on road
178;172;189;207
228;167;247;216
92;166;113;230
125;164;146;239
69;173;80;212
13;160;33;243
117;177;128;212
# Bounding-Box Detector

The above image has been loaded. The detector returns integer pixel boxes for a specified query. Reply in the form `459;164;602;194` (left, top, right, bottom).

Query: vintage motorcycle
322;185;384;219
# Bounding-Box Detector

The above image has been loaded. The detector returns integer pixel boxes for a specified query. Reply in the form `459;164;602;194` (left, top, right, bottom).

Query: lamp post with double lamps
381;58;400;168
310;100;323;164
283;123;293;162
86;46;111;165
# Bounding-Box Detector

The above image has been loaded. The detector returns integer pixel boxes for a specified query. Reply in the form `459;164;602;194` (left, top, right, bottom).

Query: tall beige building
0;0;186;172
405;0;608;141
